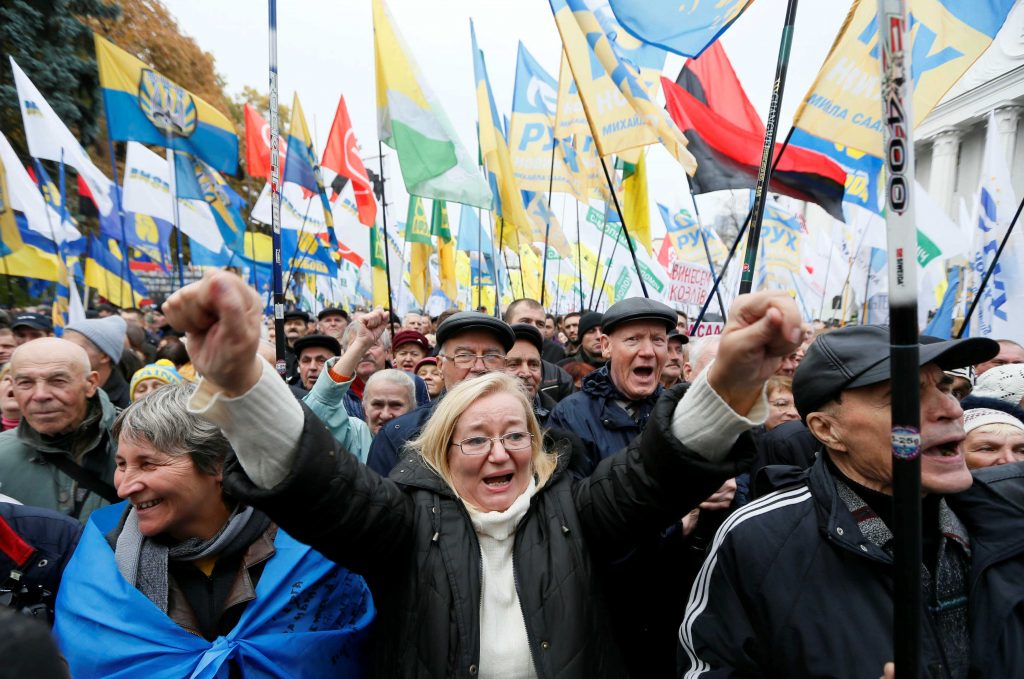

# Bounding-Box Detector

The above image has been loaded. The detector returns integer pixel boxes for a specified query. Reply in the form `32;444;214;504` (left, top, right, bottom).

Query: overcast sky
161;0;851;238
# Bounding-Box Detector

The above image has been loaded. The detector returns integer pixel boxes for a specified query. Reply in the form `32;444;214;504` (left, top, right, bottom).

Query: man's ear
83;370;100;398
805;411;848;453
600;333;611;360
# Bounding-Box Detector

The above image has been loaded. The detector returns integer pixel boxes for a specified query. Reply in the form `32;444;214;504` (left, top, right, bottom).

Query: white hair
363;368;415;406
687;336;721;377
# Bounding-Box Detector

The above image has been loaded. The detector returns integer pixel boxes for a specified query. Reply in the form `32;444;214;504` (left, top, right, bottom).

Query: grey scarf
114;504;256;613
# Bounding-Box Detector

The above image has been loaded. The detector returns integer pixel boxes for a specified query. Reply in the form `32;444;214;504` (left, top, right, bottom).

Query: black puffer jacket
678;454;1024;678
224;384;746;678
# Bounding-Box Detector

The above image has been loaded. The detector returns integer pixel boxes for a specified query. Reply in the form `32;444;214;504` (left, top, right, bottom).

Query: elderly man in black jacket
679;325;1024;678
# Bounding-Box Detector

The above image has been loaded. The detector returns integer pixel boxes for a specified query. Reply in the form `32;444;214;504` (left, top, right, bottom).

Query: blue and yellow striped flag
85;236;148;308
94;35;238;174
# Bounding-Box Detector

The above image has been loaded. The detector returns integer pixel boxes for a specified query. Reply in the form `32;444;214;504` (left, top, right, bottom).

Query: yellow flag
0;153;22;258
622;151;651;255
793;0;1011;156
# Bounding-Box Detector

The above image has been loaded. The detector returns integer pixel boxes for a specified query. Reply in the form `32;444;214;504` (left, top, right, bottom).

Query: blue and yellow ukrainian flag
471;20;532;250
0;151;23;257
30;160;76;334
174;152;247;254
283;94;339;249
85;235;148;308
793;0;1016;157
94;35;238;174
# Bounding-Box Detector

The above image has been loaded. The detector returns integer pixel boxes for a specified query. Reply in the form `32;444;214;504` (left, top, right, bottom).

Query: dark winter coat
0;502;82;619
224;384;744;679
547;364;661;475
678;454;1024;678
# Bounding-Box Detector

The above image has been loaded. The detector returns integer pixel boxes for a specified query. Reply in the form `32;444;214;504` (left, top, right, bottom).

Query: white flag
122;141;173;223
0;130;78;243
11;58;114;216
121;141;222;252
966;113;1024;340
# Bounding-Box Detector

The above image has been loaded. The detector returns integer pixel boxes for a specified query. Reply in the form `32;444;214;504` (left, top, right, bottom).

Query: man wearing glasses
366;312;515;476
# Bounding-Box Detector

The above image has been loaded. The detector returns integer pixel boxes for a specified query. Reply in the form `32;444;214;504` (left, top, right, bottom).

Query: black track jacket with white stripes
678;454;1024;679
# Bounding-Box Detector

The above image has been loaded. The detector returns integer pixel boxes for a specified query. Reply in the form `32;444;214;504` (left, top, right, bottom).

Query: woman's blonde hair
406;372;557;494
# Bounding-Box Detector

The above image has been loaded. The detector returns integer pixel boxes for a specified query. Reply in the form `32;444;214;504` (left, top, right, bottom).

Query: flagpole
600;156;647;298
877;2;922;676
736;0;800;296
956;192;1024;338
476;206;483;309
685;177;727;319
691;129;795;330
164;141;186;290
268;0;287;376
283;197;316;292
103;135;129;304
817;223;838;320
593;216;622;309
575;200;584;310
488;211;499;316
540;143;558;306
376;142;396;313
587;205;608;309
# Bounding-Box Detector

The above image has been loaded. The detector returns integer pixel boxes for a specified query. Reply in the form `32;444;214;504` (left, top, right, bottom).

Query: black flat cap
668;329;689;345
317;307;349;321
793;325;999;419
11;312;52;332
284;309;310;323
435;311;515;352
511;323;543;354
578;311;603;338
292;334;341;357
601;298;676;335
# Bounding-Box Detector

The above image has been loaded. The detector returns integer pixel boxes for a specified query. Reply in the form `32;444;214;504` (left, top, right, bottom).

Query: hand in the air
162;270;264;397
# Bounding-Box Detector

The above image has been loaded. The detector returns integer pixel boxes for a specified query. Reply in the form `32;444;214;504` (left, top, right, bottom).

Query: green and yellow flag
374;0;491;207
405;197;433;307
432;200;457;302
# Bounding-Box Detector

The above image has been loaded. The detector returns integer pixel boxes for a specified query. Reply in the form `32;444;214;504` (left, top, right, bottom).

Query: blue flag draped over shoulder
55;503;374;679
608;0;754;57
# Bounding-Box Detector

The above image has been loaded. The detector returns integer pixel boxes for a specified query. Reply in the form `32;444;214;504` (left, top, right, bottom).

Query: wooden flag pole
878;2;922;676
268;0;286;376
737;0;799;296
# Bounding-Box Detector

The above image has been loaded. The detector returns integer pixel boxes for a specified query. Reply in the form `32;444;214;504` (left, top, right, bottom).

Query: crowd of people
2;274;1024;677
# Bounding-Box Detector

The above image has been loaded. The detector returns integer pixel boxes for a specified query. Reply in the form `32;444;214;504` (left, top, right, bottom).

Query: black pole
691;130;794;329
685;176;727;318
878;2;921;676
377;142;395;313
956;192;1024;338
586;206;608;309
540;143;558;306
600;156;648;298
737;0;800;296
575;201;584;309
592;224;621;310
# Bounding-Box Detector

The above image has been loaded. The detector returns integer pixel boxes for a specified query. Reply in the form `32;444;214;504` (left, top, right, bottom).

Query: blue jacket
547;364;661;475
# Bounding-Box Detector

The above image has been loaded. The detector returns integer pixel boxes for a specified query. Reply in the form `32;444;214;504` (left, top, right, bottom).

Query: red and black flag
662;42;847;221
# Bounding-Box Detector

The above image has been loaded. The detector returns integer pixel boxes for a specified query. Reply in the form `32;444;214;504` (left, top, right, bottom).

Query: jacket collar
17;389;116;458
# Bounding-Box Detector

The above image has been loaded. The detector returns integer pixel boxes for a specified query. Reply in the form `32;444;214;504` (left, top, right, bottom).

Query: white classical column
927;127;962;219
993;105;1024;169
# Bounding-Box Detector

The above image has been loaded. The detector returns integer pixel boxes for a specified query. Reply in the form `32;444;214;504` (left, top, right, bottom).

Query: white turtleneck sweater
465;478;539;679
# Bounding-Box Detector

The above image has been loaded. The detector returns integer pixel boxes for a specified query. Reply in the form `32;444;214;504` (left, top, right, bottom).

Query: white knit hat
963;408;1024;434
972;364;1024;405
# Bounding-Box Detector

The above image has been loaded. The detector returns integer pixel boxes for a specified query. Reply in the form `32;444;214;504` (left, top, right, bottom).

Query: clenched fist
163;270;265;397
